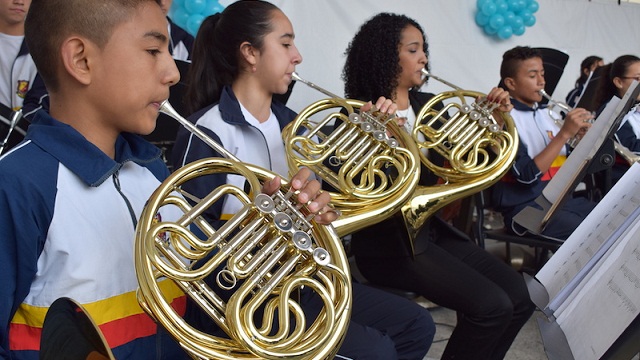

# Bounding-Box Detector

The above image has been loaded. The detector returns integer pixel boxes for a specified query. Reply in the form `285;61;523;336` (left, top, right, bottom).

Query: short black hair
500;46;543;81
25;0;161;92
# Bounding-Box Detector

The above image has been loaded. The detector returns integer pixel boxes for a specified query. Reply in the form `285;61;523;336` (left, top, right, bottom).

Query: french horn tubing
282;72;422;237
400;69;519;245
134;101;352;359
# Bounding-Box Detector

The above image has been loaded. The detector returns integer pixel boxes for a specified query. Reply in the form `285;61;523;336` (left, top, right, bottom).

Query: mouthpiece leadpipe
292;72;342;99
159;101;242;163
421;69;463;91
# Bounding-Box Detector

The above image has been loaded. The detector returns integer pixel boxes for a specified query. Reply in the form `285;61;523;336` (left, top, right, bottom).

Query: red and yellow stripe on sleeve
9;280;186;351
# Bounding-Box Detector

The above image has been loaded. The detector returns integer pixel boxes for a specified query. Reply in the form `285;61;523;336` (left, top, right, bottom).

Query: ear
239;41;258;69
60;37;93;86
613;76;624;90
503;77;516;92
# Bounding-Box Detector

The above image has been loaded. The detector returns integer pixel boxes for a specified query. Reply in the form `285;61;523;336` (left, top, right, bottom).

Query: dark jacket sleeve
0;172;50;359
615;120;640;153
21;74;49;122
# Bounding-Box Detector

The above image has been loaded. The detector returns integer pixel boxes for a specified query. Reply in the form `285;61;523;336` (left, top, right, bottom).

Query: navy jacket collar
511;97;543;112
218;85;297;130
27;111;161;186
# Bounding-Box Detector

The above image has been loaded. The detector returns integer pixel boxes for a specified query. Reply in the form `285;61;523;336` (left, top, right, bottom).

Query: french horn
282;72;421;237
400;69;519;245
134;101;352;359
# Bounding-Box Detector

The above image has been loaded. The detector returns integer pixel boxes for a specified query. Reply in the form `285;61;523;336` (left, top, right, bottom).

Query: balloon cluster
169;0;225;36
475;0;539;40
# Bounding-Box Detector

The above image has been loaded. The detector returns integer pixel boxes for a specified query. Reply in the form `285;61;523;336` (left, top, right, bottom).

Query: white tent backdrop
254;0;640;114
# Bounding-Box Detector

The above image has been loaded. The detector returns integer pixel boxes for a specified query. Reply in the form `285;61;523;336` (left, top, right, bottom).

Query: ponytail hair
593;55;640;112
184;0;280;115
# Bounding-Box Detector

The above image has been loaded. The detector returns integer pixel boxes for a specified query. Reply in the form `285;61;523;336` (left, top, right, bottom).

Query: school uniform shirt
0;111;187;359
491;98;568;216
615;103;640;153
0;35;37;111
565;83;584;108
168;18;194;62
171;85;297;224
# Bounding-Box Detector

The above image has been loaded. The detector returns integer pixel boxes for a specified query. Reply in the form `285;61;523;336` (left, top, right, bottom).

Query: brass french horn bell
282;72;422;238
134;101;352;359
400;69;519;247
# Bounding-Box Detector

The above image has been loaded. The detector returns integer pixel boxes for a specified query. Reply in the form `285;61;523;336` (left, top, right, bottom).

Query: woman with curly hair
342;13;535;360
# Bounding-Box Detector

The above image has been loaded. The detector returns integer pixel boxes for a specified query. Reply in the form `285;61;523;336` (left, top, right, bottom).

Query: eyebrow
144;31;168;43
281;33;295;40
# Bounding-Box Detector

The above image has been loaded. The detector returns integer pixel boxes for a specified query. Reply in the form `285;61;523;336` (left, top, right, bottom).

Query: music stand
513;81;640;234
536;47;570;104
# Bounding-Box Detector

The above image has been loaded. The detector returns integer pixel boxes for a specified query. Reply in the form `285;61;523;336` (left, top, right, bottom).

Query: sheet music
537;163;640;301
556;217;640;360
542;96;620;203
534;163;640;360
543;80;639;204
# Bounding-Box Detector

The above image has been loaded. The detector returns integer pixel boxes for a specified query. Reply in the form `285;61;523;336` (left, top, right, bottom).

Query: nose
164;54;180;86
292;45;303;65
420;52;428;65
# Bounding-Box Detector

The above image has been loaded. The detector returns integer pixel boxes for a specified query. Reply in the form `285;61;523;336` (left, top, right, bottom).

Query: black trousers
301;281;435;360
354;224;535;360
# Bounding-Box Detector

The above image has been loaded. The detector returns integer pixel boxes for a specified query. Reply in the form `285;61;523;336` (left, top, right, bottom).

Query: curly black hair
342;13;428;102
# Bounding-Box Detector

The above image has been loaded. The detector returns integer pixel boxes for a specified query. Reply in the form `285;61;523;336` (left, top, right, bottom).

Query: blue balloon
528;0;540;13
507;0;522;12
186;13;205;35
184;0;207;15
475;11;490;27
494;0;509;14
497;25;513;39
481;1;497;16
489;13;505;30
503;10;516;24
173;0;185;8
484;24;498;35
520;10;533;24
523;14;536;27
477;0;490;8
513;24;526;35
509;14;524;28
171;7;190;29
204;0;224;15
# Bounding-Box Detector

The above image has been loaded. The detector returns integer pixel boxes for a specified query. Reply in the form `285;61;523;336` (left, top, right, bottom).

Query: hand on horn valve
362;96;399;135
484;87;513;127
261;167;339;225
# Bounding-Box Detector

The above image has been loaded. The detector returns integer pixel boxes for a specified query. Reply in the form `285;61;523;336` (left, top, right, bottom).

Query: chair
473;189;564;274
535;47;570;104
